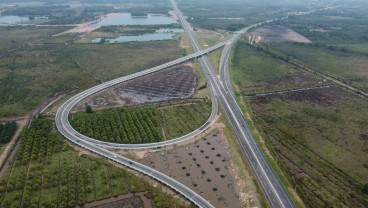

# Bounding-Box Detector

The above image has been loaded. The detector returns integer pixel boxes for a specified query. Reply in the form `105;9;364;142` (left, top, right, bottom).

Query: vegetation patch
178;0;330;31
0;122;17;145
95;24;181;35
266;4;368;93
71;100;211;144
248;87;368;207
266;42;368;92
231;41;322;94
0;26;182;118
1;1;171;25
232;38;368;207
71;107;162;144
0;118;192;208
275;4;368;45
159;100;211;139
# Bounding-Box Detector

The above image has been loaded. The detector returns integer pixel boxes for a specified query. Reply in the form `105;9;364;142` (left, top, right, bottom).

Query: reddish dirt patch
251;25;311;43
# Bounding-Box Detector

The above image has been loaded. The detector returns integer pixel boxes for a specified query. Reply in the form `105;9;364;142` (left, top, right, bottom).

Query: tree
362;183;368;195
85;105;93;114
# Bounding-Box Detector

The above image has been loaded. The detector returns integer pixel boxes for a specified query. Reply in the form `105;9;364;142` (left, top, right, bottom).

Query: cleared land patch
139;130;244;208
250;25;311;43
114;65;197;105
70;100;211;144
75;64;197;110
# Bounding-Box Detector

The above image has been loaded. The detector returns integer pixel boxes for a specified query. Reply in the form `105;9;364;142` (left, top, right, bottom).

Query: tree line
0;121;17;144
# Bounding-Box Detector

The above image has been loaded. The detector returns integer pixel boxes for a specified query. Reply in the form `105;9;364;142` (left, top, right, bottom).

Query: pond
0;15;48;24
92;33;176;43
96;13;177;26
0;15;29;24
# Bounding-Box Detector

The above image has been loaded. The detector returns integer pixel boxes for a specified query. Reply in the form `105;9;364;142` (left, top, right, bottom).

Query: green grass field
231;42;321;94
159;100;212;139
268;43;368;92
249;87;368;207
231;39;368;207
179;0;295;31
276;4;368;46
70;100;211;144
265;3;368;94
0;118;193;208
0;26;183;118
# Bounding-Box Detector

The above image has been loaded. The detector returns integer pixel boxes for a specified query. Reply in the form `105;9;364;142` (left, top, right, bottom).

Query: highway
77;95;217;149
55;44;224;207
55;43;224;149
53;0;317;207
55;116;214;208
218;32;296;208
171;0;295;207
55;23;227;207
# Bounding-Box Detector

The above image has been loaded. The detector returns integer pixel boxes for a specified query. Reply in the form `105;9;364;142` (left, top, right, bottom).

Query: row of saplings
74;106;162;143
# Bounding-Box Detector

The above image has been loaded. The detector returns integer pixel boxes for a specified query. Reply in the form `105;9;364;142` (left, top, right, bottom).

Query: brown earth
75;64;197;111
251;86;344;107
78;192;151;208
136;128;259;208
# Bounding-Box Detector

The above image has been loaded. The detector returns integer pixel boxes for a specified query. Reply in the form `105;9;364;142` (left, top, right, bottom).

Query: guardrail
56;42;225;149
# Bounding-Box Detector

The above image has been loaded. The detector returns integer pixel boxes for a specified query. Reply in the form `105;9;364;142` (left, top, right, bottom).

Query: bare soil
79;192;151;208
138;129;244;208
267;72;320;88
252;86;343;107
75;64;197;111
250;25;311;43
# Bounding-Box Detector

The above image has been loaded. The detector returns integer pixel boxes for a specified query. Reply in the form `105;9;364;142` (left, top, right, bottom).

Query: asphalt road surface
171;0;295;207
53;0;319;207
55;26;226;208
